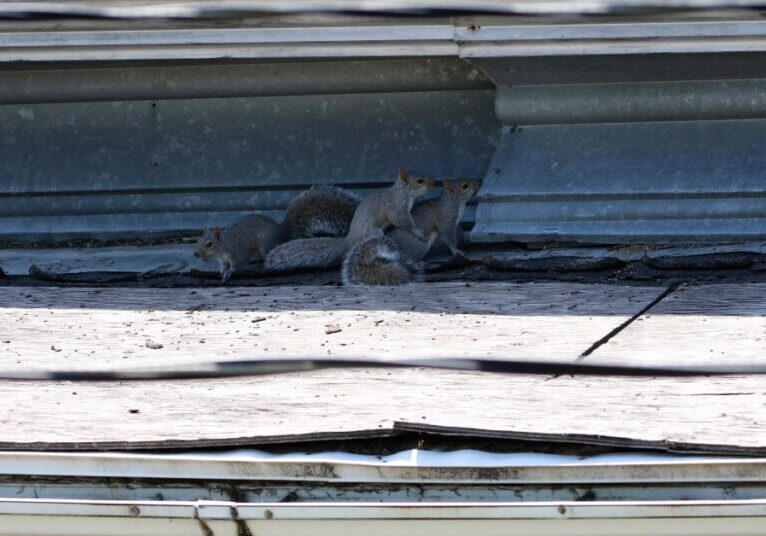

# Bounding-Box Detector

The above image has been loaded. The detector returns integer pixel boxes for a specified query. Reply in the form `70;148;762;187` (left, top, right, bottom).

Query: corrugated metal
0;58;497;241
463;15;766;244
3;13;766;243
471;121;766;244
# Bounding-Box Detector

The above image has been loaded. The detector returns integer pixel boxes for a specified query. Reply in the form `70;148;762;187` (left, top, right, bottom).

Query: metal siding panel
0;59;491;105
471;122;766;244
0;88;498;241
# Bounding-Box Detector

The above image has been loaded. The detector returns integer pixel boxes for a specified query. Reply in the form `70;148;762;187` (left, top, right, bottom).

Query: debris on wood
642;252;766;271
325;324;342;335
144;341;164;350
483;255;624;273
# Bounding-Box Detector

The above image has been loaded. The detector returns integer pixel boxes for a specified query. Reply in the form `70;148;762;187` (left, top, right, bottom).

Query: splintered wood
589;283;766;365
0;283;663;369
1;370;766;452
2;281;765;453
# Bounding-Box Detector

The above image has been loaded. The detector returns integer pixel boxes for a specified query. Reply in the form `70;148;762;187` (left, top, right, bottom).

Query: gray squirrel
388;178;481;262
342;236;418;286
194;185;359;281
343;178;481;286
265;169;435;272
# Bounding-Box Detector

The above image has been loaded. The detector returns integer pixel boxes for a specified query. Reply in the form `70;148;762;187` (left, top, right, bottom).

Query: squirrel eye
462;183;469;190
204;241;213;248
416;178;423;184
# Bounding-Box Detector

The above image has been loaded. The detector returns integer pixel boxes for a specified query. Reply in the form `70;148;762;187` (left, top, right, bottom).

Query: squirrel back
266;169;434;272
342;237;418;286
284;185;360;239
194;214;288;281
345;169;435;245
389;178;481;261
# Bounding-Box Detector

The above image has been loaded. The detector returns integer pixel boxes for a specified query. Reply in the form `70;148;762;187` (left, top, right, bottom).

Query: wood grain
0;370;764;453
0;283;663;369
589;283;766;365
0;282;763;452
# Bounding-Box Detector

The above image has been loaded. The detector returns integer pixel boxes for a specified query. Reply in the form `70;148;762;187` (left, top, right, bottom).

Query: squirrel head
193;226;223;261
398;168;435;197
444;178;481;202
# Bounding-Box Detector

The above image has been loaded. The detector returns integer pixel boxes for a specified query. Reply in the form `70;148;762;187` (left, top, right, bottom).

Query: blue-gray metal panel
495;80;766;124
471;122;766;244
0;89;498;241
0;59;491;105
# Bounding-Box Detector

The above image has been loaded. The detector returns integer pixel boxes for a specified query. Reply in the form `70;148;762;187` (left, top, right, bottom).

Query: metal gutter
4;16;766;62
1;499;766;536
0;449;764;484
0;23;458;62
0;450;764;533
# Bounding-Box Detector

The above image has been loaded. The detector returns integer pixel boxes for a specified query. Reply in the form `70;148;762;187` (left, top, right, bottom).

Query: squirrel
194;215;287;282
283;185;360;238
265;169;435;271
194;185;359;281
342;178;481;286
388;178;481;262
342;236;419;286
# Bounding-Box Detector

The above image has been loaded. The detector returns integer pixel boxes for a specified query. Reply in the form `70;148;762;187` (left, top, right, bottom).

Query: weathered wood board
0;370;765;453
0;244;206;275
1;281;764;453
589;283;766;365
0;283;663;369
3;240;765;275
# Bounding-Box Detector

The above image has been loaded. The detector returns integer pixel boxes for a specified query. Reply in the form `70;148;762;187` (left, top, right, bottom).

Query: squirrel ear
214;226;222;240
443;179;455;193
399;168;410;184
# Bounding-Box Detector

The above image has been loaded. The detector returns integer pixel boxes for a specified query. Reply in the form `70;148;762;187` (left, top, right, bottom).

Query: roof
1;279;765;454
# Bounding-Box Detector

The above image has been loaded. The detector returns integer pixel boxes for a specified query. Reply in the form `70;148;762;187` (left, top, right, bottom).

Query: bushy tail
342;237;418;286
284;185;361;239
387;228;431;262
265;237;347;271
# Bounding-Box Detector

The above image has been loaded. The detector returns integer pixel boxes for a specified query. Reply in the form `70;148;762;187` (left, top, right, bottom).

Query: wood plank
4;241;763;275
0;282;763;452
0;244;206;275
588;283;766;365
0;370;765;453
0;283;663;369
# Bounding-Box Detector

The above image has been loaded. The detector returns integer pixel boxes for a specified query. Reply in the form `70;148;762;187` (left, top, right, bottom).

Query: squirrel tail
265;236;347;271
342;237;418;286
284;185;361;239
